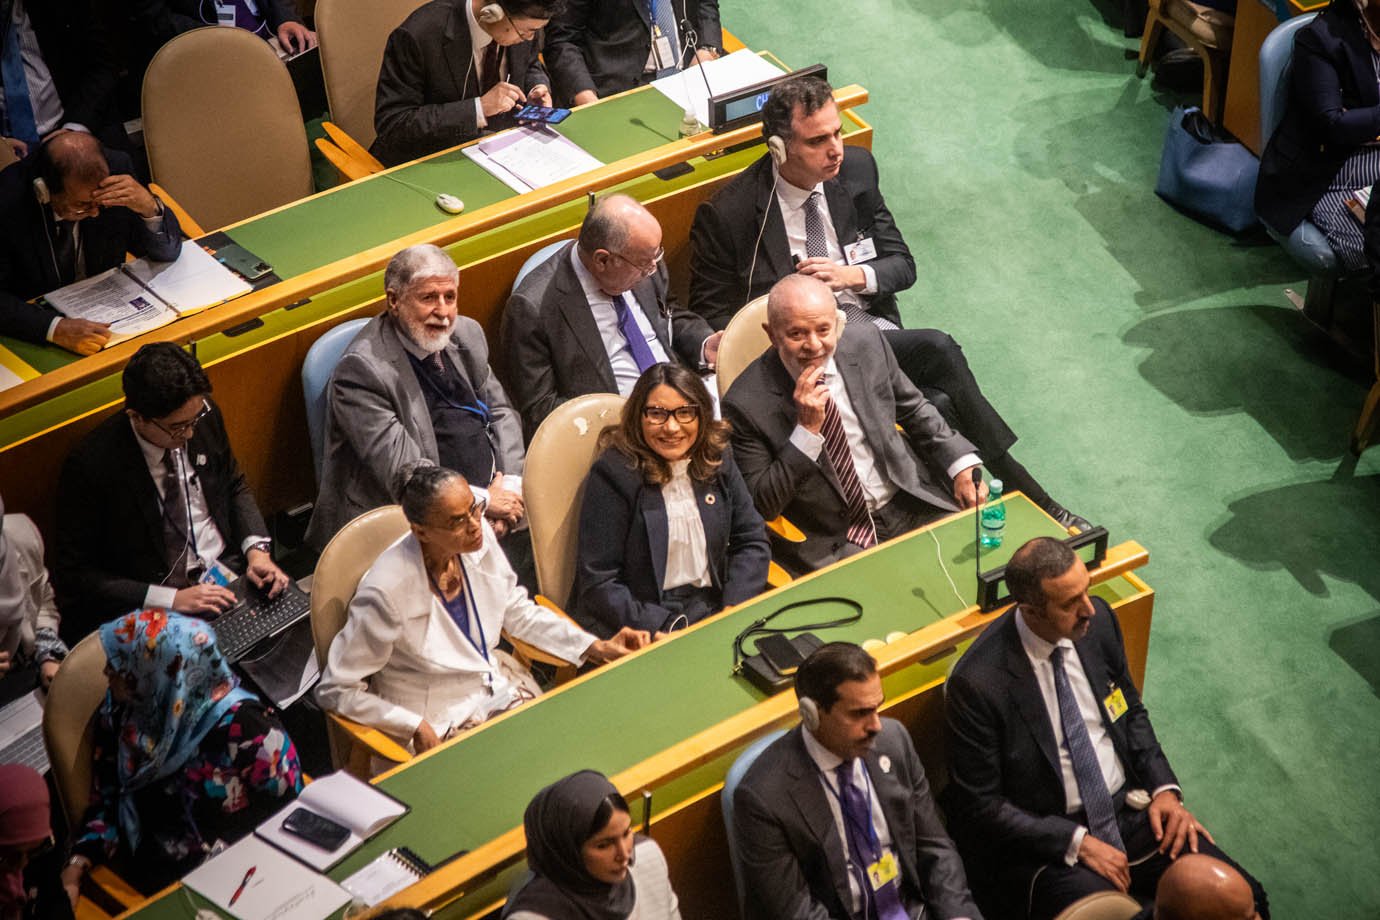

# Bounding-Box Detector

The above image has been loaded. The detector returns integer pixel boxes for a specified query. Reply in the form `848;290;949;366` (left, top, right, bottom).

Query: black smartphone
281;807;350;851
514;104;572;125
215;242;273;281
756;634;804;676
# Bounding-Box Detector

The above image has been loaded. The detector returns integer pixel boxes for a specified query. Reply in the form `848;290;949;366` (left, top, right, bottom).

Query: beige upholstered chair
525;393;628;611
0;140;18;172
1137;0;1233;124
43;635;145;915
143;27;313;231
1053;891;1143;920
316;0;428;150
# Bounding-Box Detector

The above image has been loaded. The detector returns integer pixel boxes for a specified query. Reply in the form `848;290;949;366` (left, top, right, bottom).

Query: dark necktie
802;190;896;331
428;349;449;382
820;396;877;549
161;449;193;589
1050;646;1125;851
479;41;504;93
0;0;39;147
53;220;78;281
613;293;658;373
834;762;908;920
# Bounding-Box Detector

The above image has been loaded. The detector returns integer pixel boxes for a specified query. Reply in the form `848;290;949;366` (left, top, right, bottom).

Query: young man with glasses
502;193;723;439
370;0;560;167
54;343;288;641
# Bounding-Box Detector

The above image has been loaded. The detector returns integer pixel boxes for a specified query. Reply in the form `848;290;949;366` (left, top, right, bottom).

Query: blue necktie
1;3;40;147
613;293;658;373
1050;646;1125;851
646;0;681;73
834;762;908;920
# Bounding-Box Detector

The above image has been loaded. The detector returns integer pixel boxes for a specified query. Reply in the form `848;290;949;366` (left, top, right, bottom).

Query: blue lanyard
413;359;493;423
429;556;488;663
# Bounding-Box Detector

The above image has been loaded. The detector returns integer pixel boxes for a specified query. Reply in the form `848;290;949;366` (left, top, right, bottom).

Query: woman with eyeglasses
0;765;72;920
572;364;770;636
316;466;649;759
63;610;302;896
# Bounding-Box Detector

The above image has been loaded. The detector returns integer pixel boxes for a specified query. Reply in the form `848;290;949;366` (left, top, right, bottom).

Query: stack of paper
182;836;350;920
651;50;787;129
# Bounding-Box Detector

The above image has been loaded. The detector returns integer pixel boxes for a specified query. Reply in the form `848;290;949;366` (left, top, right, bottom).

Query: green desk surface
124;497;1141;919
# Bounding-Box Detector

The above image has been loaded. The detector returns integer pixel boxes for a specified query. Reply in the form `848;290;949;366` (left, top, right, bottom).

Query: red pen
229;865;256;906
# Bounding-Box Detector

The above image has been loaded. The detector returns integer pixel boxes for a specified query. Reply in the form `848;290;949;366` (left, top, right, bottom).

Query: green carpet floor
721;0;1380;914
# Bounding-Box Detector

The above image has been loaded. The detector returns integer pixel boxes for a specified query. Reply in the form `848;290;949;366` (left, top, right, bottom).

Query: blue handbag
1155;106;1260;234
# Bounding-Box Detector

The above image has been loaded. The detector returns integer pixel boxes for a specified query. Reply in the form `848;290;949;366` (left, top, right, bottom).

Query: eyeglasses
608;246;664;277
642;404;700;425
148;399;211;438
504;12;538;40
432;497;488;530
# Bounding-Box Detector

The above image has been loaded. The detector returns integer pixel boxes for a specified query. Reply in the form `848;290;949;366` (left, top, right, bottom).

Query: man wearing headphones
371;0;559;167
731;641;981;920
691;75;1089;534
54;343;288;642
545;0;721;107
0;131;182;354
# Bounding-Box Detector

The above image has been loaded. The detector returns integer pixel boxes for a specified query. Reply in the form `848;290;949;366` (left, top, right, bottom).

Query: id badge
651;27;677;70
213;1;237;26
198;559;235;587
844;237;878;265
1103;686;1128;722
866;851;899;891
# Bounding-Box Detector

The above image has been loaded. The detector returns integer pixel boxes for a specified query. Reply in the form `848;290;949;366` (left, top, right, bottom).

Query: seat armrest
327;711;412;763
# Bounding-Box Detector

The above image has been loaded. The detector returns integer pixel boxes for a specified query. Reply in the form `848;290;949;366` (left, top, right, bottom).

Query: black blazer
689;146;916;330
53;400;268;642
370;0;549;167
571;446;769;636
131;0;305;41
732;720;982;920
544;0;722;105
501;240;715;439
1255;0;1380;234
722;324;971;573
0;149;183;344
943;600;1178;890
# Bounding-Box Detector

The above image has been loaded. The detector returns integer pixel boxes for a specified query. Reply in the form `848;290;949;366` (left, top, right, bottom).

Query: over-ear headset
477;2;505;24
33;177;50;205
798;694;820;732
767;134;787;167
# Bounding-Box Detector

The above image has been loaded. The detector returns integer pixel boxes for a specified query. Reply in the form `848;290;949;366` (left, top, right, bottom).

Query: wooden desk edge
389;539;1149;914
1;85;870;417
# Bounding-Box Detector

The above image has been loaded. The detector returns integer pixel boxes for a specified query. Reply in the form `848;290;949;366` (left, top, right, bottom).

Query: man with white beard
306;245;530;579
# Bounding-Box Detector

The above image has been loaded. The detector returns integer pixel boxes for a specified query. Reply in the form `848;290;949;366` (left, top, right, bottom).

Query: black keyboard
214;580;312;661
0;725;49;774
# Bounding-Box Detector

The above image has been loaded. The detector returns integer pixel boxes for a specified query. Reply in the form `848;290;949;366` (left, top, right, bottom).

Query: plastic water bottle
979;478;1006;549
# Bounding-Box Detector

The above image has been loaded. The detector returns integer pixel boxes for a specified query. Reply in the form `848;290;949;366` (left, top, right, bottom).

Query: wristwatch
249;540;272;556
65;854;92;872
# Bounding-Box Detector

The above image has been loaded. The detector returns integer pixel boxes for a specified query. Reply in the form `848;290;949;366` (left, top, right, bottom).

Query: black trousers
883;328;1055;508
1027;804;1270;920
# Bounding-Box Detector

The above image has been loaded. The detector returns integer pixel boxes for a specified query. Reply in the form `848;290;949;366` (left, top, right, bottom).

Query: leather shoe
1044;502;1093;534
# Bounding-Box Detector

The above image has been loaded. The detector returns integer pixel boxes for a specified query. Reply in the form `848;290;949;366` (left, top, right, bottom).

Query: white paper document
183;835;350;920
126;240;252;312
0;362;25;393
463;125;603;193
256;771;407;871
651;49;786;128
340;850;427;906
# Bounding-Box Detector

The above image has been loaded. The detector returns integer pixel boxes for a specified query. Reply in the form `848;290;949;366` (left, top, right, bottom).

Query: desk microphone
972;466;984;602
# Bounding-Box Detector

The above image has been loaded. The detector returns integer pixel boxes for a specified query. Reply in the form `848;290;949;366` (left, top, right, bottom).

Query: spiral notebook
340;847;433;907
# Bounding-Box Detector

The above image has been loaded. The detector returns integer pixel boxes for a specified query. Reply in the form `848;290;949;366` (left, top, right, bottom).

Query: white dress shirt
466;0;496;129
570;246;670;395
660;459;711;590
774;171;879;317
132;421;264;608
787;358;979;510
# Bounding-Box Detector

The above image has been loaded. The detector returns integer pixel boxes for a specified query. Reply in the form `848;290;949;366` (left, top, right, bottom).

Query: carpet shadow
1207;472;1380;599
1329;612;1380;697
1124;304;1370;460
948;0;1137;75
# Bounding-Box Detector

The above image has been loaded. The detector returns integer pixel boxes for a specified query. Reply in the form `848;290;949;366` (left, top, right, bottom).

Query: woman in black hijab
504;771;680;920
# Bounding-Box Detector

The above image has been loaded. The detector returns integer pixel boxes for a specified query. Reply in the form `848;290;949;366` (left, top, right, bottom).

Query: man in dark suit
129;0;316;55
305;245;530;577
502;193;721;438
943;537;1269;920
0;132;182;354
54;343;288;642
691;75;1087;532
545;0;721;107
732;641;982;920
370;0;557;167
723;274;983;573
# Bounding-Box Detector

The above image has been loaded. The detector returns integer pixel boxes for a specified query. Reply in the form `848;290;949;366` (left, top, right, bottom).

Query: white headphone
33;177;50;204
767;134;788;168
797;694;820;732
477;2;505;24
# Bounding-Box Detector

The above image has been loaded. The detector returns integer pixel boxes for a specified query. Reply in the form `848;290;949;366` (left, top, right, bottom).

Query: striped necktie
820;396;876;549
1050;646;1125;851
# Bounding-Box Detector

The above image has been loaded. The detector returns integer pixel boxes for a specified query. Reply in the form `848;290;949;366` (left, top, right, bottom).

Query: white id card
844;237;878;265
198;559;236;587
214;1;236;25
651;27;677;70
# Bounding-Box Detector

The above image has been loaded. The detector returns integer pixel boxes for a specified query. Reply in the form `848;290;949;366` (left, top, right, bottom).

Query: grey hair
577;193;643;255
765;274;835;330
385;244;458;296
398;464;465;525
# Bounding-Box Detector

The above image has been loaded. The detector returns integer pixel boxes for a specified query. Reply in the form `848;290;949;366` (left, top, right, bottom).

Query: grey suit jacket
305;312;524;550
501;241;714;439
733;720;981;920
370;0;549;166
722;324;972;572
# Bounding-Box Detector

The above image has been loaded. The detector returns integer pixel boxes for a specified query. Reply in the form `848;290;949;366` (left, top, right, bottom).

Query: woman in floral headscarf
61;609;302;895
